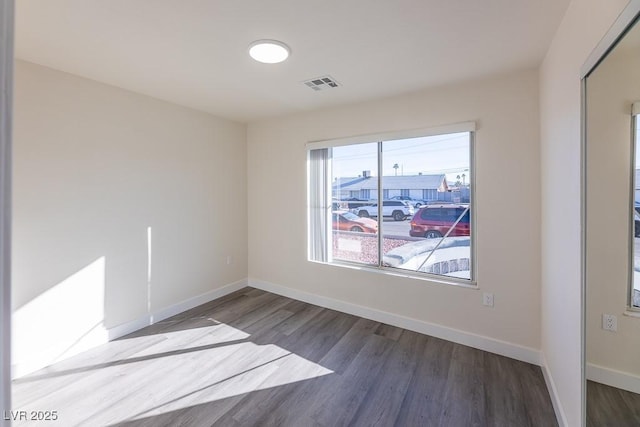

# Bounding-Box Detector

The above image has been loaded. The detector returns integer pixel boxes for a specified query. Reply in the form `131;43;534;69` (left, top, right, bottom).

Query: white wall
248;69;542;353
12;60;248;375
539;0;628;425
585;41;640;386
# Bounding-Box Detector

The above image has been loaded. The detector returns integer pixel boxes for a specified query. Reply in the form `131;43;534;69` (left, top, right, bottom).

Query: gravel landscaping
332;231;413;265
332;231;472;280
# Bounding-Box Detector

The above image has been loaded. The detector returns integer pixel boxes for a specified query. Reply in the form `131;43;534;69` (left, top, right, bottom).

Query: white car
352;200;414;221
389;195;427;208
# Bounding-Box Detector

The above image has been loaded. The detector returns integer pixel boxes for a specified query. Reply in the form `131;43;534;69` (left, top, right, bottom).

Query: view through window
309;128;474;282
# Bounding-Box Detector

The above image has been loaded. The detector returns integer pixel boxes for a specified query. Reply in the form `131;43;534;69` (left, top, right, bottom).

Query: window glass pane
331;143;378;265
382;132;472;280
308;127;474;282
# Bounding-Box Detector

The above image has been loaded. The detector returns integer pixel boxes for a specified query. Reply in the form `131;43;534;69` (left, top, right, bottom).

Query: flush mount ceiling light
248;40;290;64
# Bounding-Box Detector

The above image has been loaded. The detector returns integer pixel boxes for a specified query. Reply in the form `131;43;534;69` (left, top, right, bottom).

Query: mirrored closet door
584;4;640;426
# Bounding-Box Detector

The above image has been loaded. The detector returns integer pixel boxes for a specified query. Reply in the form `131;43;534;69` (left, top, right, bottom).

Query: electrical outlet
226;255;233;265
602;314;617;332
483;292;494;307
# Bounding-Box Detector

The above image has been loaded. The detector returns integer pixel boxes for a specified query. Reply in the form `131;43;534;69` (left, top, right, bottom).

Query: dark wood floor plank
308;333;394;426
317;317;380;374
272;300;324;336
395;336;455;426
350;330;424;427
270;308;359;363
209;290;286;326
587;380;640;427
438;344;486;427
374;322;404;341
243;377;335;427
483;353;532;427
618;385;640;422
231;317;384;426
11;287;559;427
518;362;559;427
226;295;294;333
214;308;361;426
224;352;333;426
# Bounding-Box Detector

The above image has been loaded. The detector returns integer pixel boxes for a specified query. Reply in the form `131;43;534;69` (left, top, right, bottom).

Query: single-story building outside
333;174;451;201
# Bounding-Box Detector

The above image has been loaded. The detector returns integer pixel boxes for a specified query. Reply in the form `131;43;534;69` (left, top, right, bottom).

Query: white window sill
623;309;640;318
310;259;478;289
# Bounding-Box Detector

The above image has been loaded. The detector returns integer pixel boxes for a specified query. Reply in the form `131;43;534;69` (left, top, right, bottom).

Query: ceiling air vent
303;75;340;91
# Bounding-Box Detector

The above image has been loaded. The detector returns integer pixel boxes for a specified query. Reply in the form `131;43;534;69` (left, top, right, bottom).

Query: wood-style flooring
587;380;640;426
12;287;558;426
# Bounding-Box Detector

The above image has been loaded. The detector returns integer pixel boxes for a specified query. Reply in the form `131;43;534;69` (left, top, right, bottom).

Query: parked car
352;200;414;221
345;197;371;209
389;195;427;208
410;204;470;238
332;211;378;233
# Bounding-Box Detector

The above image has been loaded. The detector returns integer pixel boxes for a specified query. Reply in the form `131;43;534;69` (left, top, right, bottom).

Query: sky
332;131;470;183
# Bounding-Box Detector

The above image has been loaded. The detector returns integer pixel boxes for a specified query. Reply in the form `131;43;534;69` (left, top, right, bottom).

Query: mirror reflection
585;15;640;426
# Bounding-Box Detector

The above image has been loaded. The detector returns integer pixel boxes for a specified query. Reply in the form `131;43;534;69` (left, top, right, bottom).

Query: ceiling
15;0;571;123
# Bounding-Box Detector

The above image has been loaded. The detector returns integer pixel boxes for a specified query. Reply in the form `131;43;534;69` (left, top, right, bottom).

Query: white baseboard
108;278;248;340
248;278;541;366
587;362;640;395
540;354;569;427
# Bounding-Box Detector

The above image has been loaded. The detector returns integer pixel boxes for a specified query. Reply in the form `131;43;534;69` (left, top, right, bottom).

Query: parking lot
339;216;419;239
379;218;416;239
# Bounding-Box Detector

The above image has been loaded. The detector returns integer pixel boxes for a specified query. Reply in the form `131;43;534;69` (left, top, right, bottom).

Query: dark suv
410;204;470;238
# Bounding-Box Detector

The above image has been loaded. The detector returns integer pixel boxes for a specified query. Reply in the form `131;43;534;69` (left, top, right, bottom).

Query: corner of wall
541;353;569;427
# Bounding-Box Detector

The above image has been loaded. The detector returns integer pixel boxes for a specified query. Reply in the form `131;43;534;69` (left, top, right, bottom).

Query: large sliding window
308;123;475;283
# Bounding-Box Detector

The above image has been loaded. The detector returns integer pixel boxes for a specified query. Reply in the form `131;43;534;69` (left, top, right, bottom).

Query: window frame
629;104;640;311
307;122;477;287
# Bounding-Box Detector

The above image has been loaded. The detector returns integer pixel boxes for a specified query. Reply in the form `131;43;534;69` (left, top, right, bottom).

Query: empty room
1;1;640;426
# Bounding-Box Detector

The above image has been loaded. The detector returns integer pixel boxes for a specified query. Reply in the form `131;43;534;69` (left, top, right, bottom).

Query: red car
332;211;378;233
410;205;470;238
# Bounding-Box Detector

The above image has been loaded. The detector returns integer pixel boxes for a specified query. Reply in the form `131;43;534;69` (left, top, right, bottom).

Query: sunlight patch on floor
13;322;333;426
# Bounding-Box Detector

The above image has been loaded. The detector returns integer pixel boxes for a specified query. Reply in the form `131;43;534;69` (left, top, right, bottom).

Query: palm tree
393;163;399;176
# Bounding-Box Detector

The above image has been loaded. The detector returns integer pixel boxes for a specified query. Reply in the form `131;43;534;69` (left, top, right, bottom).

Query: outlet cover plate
483;293;494;307
603;314;618;331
